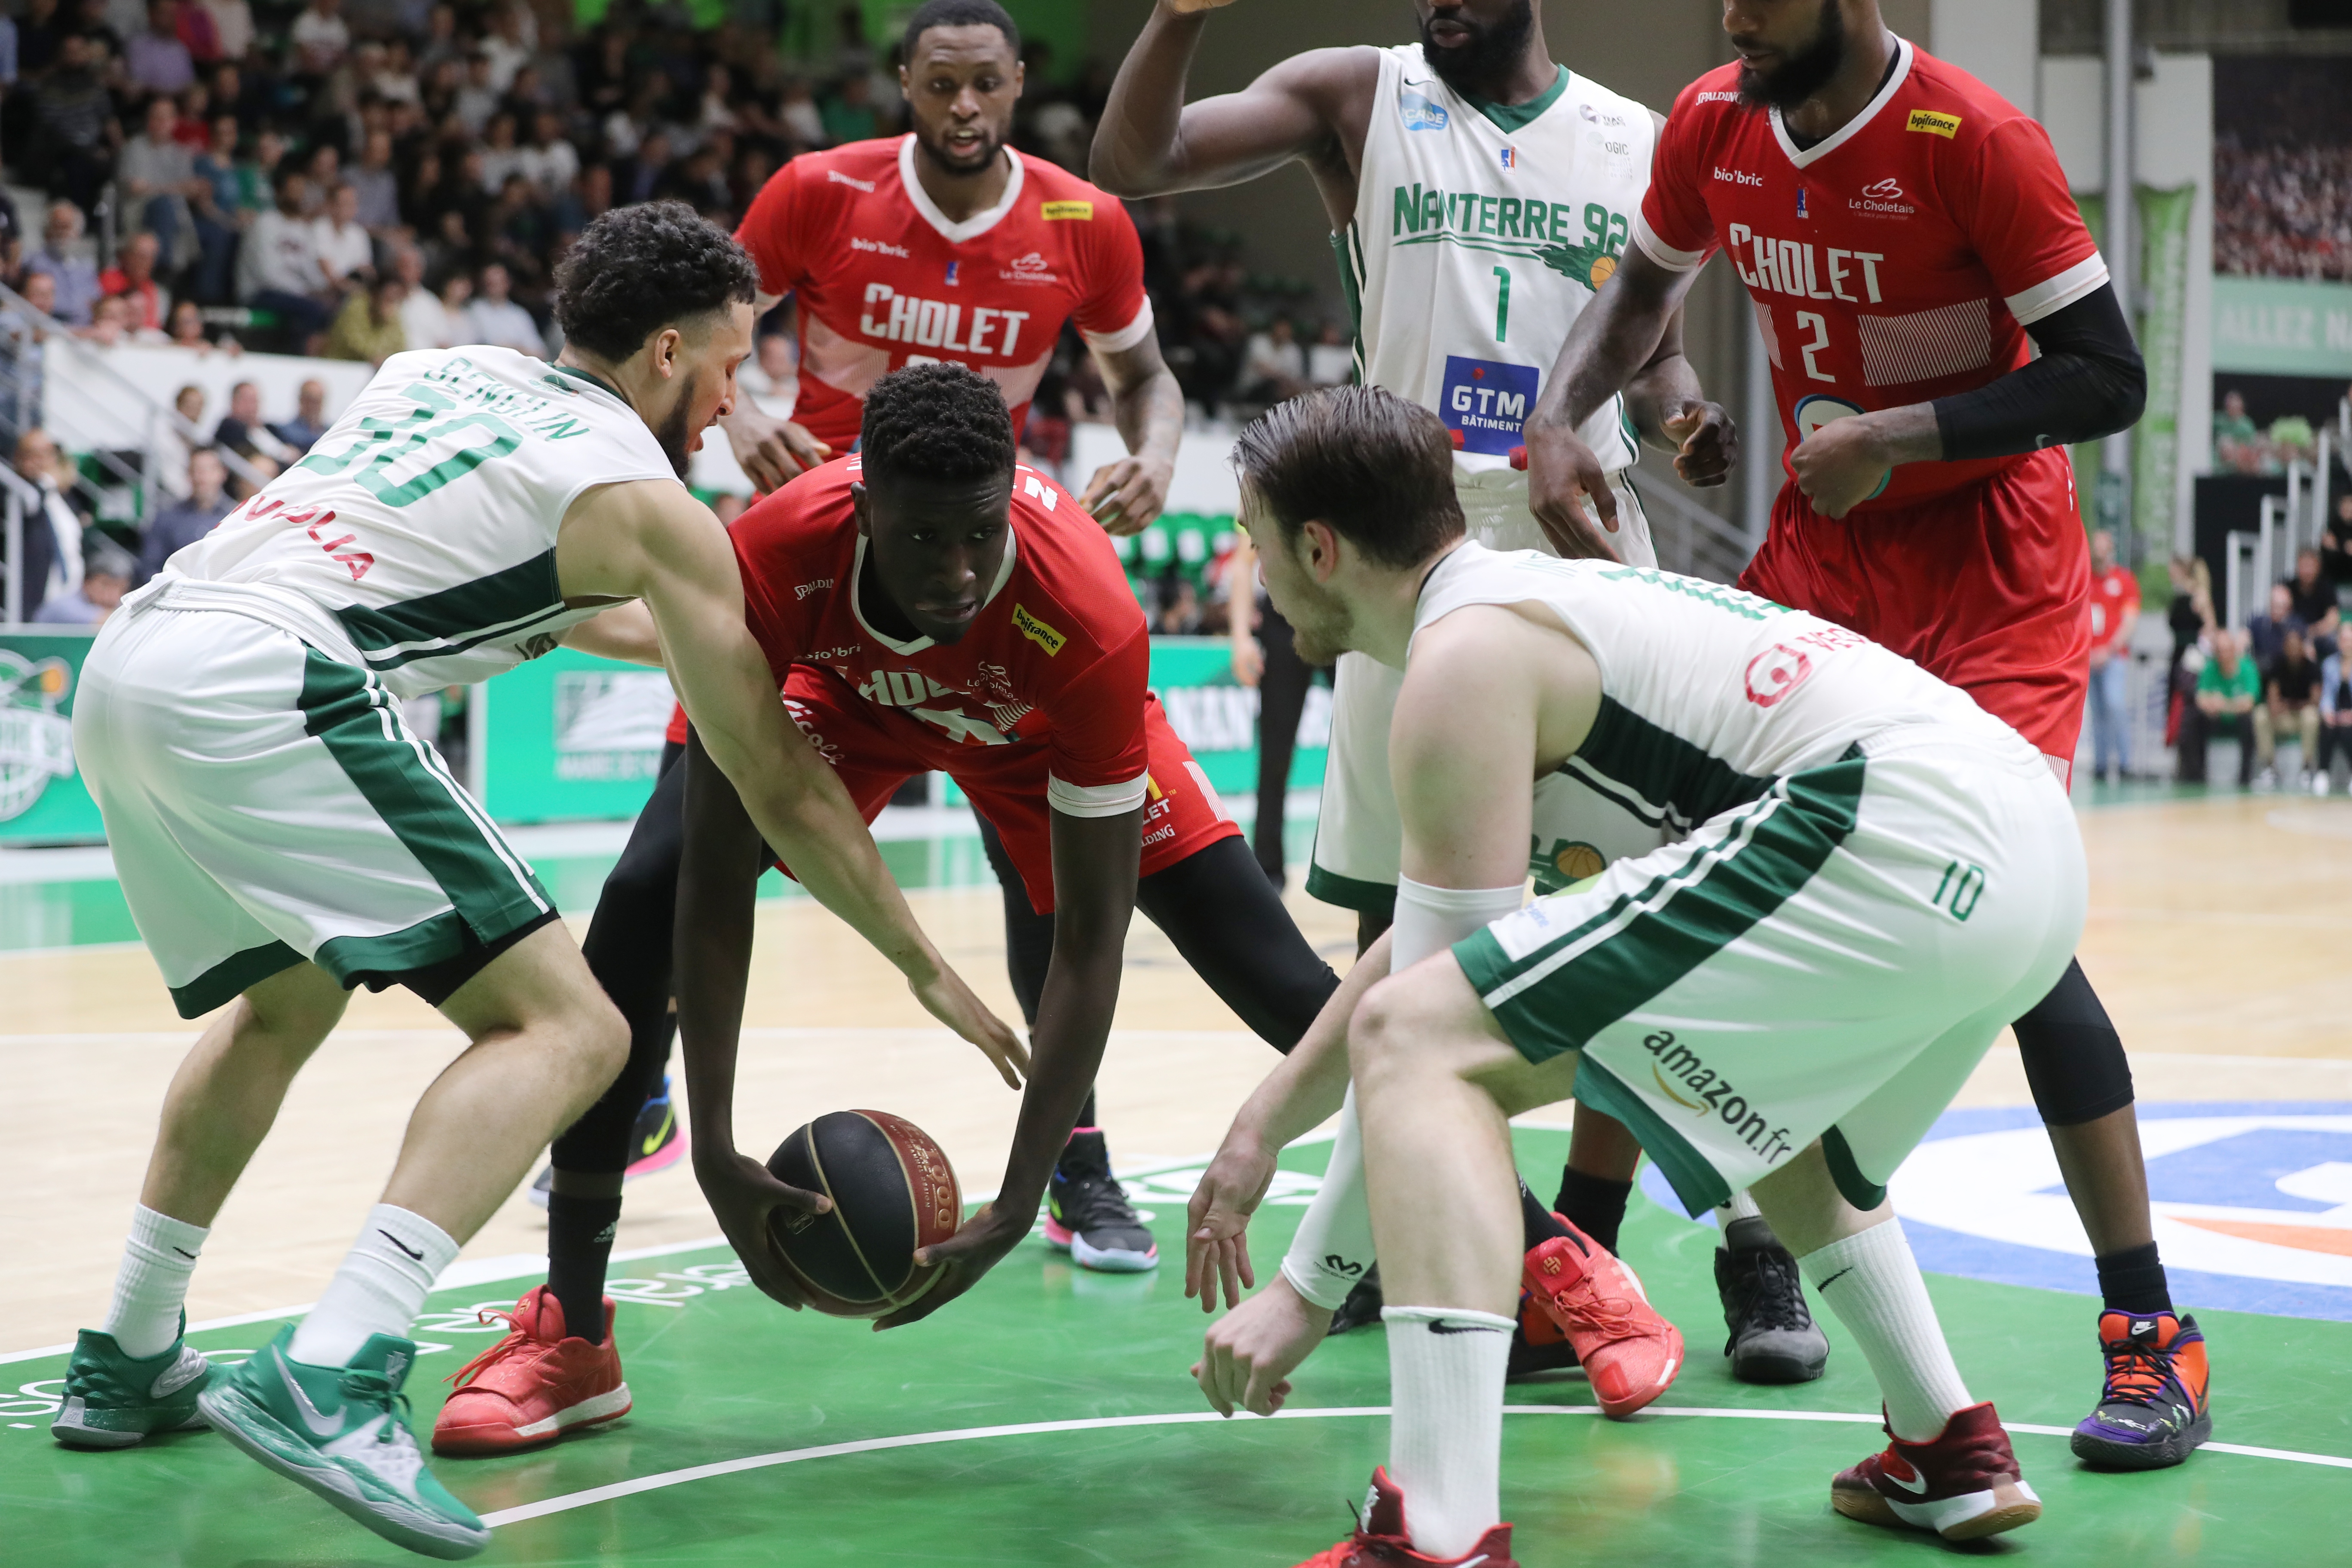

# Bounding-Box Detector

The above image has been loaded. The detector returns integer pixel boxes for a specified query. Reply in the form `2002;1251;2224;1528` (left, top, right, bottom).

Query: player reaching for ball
1194;386;2082;1565
542;0;1194;1275
1528;0;2208;1469
45;206;1017;1560
426;362;1347;1454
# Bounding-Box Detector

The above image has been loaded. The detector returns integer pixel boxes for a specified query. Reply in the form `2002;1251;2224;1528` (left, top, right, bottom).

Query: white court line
481;1405;2352;1527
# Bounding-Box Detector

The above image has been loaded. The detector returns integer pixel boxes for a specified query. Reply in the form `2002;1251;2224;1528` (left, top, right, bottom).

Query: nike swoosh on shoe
1883;1465;1930;1497
275;1353;347;1438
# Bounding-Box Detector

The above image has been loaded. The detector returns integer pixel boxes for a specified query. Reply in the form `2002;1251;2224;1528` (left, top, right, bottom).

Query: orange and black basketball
765;1110;962;1318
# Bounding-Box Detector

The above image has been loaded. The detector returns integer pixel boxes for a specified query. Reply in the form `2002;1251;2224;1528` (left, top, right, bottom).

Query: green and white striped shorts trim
74;604;551;1018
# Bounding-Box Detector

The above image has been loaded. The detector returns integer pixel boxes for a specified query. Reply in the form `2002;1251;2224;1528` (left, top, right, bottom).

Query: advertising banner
0;628;103;845
480;640;1329;826
2211;276;2352;378
476;647;679;824
2134;184;2196;553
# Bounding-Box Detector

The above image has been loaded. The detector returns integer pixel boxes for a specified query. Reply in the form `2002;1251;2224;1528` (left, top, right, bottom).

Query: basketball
764;1110;962;1318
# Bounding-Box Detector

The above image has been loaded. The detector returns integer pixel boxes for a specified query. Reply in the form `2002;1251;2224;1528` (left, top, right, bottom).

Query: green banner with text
0;629;104;845
2133;184;2195;552
2212;274;2352;378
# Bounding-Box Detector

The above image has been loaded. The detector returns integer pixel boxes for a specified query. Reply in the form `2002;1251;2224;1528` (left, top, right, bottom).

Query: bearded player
1529;0;2206;1470
1095;0;1772;1382
429;364;1344;1454
701;0;1192;1270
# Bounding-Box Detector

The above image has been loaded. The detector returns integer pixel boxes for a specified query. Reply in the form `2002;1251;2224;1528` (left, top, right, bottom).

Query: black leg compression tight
551;741;692;1177
1251;604;1320;885
977;815;1340;1063
2012;956;2135;1127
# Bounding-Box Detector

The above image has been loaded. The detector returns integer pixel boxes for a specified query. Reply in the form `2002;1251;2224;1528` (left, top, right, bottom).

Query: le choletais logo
0;649;76;822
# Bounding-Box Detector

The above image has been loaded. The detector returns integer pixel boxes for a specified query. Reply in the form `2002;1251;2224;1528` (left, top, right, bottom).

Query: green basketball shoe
197;1325;490;1560
50;1316;214;1449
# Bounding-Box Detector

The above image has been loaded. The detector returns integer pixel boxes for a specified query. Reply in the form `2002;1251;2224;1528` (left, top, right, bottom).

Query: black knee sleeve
2011;957;2135;1127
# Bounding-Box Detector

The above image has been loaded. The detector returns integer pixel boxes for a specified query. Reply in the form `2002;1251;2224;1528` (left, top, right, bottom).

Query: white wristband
1281;1086;1376;1310
1392;876;1526;969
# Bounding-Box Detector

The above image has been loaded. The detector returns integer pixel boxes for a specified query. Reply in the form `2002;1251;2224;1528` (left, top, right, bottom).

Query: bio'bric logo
0;649;77;822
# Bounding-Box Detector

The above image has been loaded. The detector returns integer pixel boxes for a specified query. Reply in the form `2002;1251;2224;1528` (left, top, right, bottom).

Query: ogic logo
1743;643;1814;707
0;650;76;821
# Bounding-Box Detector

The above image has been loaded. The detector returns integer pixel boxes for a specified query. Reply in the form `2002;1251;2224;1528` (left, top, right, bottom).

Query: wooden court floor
8;792;2352;1355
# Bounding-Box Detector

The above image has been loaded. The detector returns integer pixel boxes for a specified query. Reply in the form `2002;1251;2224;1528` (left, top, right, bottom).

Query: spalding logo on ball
766;1110;962;1317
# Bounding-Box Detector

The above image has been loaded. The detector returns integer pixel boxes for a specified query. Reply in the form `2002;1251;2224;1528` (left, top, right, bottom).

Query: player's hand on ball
1790;415;1894;520
873;1202;1030;1329
696;1148;830;1310
1522;416;1625;561
1079;455;1173;537
1664;398;1738;488
1192;1274;1324;1417
1185;1138;1276;1314
724;403;833;494
909;965;1029;1089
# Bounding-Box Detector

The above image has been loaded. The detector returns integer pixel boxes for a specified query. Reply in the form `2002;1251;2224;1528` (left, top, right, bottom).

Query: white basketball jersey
155;348;677;698
1411;544;2027;828
1344;46;1654;481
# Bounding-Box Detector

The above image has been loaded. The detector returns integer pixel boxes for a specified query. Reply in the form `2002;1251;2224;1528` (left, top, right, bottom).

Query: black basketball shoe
1045;1130;1158;1272
1715;1215;1829;1383
1327;1265;1384;1336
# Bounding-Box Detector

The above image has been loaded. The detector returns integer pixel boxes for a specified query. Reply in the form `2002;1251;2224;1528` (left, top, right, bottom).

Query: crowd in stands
0;0;1349;635
2214;139;2352;283
2167;532;2352;793
2213;386;2345;476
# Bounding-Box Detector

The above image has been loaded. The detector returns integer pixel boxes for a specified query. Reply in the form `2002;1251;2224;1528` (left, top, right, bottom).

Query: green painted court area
6;1128;2348;1566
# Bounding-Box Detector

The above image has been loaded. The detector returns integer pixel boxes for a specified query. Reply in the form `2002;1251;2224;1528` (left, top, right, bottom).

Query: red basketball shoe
1520;1217;1683;1418
1291;1467;1518;1568
430;1287;630;1456
1831;1402;2041;1542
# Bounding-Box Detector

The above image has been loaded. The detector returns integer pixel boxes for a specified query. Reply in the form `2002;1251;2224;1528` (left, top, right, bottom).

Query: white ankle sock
1382;1305;1515;1559
102;1205;210;1360
1714;1190;1763;1250
288;1205;458;1368
1797;1220;1972;1441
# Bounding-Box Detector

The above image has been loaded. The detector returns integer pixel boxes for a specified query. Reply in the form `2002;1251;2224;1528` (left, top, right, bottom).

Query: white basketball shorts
1453;732;2086;1214
76;604;553;1018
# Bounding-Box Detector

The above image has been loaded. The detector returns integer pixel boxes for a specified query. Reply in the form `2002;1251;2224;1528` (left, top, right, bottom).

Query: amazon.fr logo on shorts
1645;1029;1796;1165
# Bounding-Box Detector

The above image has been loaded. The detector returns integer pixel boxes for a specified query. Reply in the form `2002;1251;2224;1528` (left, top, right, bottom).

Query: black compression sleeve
1930;282;2146;463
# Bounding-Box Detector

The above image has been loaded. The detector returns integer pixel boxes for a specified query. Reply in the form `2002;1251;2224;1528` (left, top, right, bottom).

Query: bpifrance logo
0;649;75;822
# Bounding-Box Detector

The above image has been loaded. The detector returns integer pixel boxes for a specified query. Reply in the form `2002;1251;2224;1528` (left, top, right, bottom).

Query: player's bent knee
1346;958;1497;1083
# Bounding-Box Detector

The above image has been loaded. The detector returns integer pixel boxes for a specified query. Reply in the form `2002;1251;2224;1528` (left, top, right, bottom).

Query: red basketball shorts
773;668;1238;913
1740;448;2091;780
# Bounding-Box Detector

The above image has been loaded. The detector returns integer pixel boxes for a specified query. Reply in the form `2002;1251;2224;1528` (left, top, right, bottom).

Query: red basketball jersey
735;138;1153;450
1636;38;2104;511
668;456;1152;820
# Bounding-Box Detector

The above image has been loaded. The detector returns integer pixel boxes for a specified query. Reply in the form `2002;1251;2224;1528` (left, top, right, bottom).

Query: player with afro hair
857;360;1019;489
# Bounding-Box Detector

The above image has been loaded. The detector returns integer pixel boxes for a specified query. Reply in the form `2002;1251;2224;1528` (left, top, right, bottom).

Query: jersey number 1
1491;265;1511;343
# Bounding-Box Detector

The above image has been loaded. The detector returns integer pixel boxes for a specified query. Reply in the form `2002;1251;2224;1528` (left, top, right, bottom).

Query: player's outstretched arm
558;478;1026;1071
1078;333;1183;536
879;805;1143;1329
1526;244;1700;552
1089;3;1370;199
1187;928;1389;1313
671;734;827;1311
